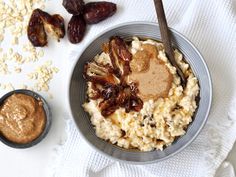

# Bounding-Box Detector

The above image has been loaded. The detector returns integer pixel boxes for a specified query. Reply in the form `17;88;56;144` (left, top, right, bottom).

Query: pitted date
68;15;86;44
109;36;132;79
51;14;66;39
38;10;65;41
63;0;85;14
27;9;47;47
27;9;65;47
83;2;117;24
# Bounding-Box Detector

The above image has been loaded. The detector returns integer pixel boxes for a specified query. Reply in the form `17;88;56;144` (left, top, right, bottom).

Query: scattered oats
42;84;49;91
8;48;13;55
38;50;44;57
13;52;23;64
28;73;33;79
33;73;38;80
36;86;42;91
0;62;9;75
11;36;18;45
1;84;6;90
52;67;59;73
0;0;35;39
14;67;22;73
0;34;4;42
5;83;14;91
25;56;31;62
27;61;58;92
30;53;38;62
21;9;27;16
45;60;52;66
22;46;27;52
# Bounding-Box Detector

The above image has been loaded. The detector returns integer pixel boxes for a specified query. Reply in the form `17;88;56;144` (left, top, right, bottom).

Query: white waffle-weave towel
49;0;236;176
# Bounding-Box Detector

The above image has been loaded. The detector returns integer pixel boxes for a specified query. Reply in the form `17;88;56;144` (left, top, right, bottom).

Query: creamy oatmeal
83;37;199;151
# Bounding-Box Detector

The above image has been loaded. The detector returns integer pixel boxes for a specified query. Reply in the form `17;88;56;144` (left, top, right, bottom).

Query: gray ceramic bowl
69;22;212;163
0;89;51;148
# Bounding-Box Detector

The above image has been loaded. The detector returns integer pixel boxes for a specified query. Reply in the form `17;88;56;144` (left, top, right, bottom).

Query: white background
0;0;235;177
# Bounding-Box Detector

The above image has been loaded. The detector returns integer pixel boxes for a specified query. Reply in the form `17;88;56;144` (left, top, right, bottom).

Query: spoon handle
153;0;186;86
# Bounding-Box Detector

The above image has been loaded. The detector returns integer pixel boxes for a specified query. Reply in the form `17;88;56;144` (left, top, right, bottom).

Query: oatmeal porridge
83;36;199;151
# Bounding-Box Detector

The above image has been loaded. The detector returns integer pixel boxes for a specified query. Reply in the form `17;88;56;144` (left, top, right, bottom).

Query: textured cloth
50;0;236;177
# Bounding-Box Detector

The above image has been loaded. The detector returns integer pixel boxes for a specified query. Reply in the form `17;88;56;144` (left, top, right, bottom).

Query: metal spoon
153;0;186;87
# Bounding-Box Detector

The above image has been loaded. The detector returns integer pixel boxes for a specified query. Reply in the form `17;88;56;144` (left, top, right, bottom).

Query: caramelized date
119;85;143;113
101;106;117;117
109;36;132;79
101;42;109;53
99;83;143;117
83;2;117;24
27;9;47;47
99;98;115;111
128;96;143;112
51;15;66;39
83;62;118;85
63;0;85;14
102;84;119;99
110;36;132;62
89;83;101;99
68;15;86;44
27;9;65;47
83;36;143;117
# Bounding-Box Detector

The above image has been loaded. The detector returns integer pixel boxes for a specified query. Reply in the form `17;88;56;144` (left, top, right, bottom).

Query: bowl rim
68;21;213;164
0;89;52;148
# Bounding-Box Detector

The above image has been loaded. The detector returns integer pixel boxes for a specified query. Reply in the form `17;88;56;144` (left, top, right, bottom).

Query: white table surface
0;1;235;177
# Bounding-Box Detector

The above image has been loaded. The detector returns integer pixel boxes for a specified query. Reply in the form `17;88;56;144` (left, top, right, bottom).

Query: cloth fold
49;0;236;176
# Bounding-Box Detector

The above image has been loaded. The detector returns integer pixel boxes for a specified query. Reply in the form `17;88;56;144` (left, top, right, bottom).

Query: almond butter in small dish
0;90;51;148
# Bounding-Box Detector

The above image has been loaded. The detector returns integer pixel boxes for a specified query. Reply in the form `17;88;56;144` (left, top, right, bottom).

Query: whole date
83;2;117;24
62;0;85;14
64;1;117;44
68;15;86;44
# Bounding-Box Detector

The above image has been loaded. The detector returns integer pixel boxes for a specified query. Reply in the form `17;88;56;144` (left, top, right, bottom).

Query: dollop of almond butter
128;43;173;101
